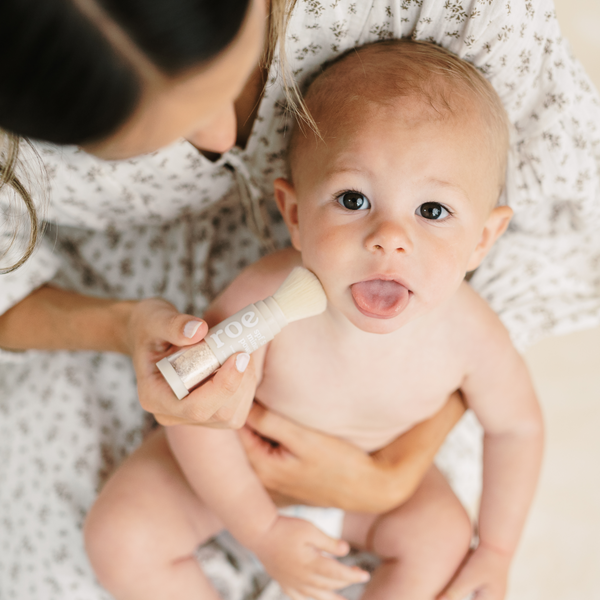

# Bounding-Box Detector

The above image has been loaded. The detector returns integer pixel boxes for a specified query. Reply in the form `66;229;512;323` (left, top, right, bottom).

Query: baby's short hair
290;39;510;190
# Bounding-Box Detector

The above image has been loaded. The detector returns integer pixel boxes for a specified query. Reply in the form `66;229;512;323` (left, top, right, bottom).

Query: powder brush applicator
157;267;327;399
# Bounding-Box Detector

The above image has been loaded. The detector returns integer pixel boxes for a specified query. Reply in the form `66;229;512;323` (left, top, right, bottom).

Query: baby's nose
365;220;413;254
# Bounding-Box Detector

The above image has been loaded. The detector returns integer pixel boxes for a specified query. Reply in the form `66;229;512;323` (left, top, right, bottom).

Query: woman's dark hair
0;0;251;272
0;0;251;146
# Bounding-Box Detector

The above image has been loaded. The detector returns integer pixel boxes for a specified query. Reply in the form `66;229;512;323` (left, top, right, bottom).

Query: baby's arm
166;250;367;598
440;288;544;600
167;423;367;599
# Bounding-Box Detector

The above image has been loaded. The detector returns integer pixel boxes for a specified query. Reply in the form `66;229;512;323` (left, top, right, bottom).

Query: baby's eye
417;202;450;220
337;191;371;211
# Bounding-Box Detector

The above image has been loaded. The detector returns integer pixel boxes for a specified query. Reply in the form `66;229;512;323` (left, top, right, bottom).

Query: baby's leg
343;466;472;600
84;427;224;600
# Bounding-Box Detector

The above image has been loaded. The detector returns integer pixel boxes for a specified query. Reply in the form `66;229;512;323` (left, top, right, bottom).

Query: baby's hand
438;543;511;600
252;516;370;600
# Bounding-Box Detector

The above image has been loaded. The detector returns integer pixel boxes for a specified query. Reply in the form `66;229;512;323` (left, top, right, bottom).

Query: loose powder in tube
169;342;220;391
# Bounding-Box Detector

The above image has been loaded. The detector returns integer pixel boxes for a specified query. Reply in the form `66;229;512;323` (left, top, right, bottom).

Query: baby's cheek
303;233;351;292
422;248;466;302
304;225;346;263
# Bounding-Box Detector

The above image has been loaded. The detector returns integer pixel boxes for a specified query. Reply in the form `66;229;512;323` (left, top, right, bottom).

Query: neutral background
508;1;600;597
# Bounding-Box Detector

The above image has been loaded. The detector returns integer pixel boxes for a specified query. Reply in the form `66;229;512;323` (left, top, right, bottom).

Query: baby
85;40;543;600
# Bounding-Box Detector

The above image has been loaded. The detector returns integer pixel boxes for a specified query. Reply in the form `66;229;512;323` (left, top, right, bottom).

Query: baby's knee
374;496;472;565
84;492;152;590
435;501;473;562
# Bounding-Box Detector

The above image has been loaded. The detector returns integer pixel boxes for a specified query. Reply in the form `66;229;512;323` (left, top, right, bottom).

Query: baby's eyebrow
325;166;368;177
425;177;469;201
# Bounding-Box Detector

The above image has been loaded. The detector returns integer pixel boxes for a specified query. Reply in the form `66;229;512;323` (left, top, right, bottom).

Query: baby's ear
466;205;513;271
274;178;302;251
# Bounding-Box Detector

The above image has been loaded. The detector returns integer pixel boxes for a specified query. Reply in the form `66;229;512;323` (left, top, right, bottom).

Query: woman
1;0;599;598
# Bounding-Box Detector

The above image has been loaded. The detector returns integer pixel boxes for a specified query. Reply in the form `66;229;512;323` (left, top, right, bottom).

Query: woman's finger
165;314;208;347
201;362;256;429
237;422;270;451
151;411;188;427
238;421;294;457
177;353;255;426
130;298;207;354
245;403;311;453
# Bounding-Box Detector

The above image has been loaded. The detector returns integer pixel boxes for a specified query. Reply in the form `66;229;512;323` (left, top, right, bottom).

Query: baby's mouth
350;279;411;319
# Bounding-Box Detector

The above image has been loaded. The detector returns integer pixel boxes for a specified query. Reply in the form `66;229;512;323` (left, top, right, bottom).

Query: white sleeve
0;233;61;317
0;146;61;362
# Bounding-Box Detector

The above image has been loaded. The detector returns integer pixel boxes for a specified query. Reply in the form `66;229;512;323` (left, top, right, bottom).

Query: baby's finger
310;530;350;557
311;556;370;585
297;586;348;600
308;570;369;591
284;588;305;600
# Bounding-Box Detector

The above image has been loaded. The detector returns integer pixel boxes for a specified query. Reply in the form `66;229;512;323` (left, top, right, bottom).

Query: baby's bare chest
255;320;468;452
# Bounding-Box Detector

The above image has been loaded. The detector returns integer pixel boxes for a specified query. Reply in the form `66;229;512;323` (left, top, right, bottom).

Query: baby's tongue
351;280;409;318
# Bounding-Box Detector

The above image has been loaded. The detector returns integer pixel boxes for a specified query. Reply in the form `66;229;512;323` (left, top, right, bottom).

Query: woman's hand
127;298;257;427
239;404;386;511
0;286;256;428
239;393;466;513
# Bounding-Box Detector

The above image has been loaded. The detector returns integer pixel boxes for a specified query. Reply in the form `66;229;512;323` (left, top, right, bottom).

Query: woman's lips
350;279;410;319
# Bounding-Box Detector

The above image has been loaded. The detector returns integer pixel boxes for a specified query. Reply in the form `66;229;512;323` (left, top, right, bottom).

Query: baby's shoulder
451;281;514;354
203;247;302;324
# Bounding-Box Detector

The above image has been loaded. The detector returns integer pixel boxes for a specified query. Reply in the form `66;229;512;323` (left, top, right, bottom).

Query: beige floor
509;327;600;598
506;2;600;597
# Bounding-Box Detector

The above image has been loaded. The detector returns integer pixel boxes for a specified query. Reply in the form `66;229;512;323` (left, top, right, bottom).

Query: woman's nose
185;104;238;153
365;219;413;254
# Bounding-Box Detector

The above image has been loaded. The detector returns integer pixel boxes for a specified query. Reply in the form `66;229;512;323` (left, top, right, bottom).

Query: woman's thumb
170;315;207;346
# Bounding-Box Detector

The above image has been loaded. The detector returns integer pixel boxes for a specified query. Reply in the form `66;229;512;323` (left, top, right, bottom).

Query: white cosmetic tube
157;297;288;399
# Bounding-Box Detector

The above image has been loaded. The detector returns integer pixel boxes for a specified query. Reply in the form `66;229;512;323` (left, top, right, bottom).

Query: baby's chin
342;306;413;335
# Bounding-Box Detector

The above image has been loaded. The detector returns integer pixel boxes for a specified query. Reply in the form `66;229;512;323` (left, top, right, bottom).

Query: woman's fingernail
183;320;202;339
235;353;250;373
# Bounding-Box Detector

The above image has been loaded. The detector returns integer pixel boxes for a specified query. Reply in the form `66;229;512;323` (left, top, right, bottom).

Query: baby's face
276;98;511;334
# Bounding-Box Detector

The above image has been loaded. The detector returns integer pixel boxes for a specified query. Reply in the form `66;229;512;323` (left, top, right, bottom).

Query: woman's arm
0;285;134;353
0;285;257;427
239;391;466;514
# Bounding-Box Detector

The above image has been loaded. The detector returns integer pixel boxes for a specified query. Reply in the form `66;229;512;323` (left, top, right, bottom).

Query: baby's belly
320;424;415;453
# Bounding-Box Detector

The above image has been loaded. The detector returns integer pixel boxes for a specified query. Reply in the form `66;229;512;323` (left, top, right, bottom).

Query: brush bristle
272;267;327;323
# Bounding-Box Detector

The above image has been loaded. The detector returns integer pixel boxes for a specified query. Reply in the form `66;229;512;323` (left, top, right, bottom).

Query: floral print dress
1;1;599;598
